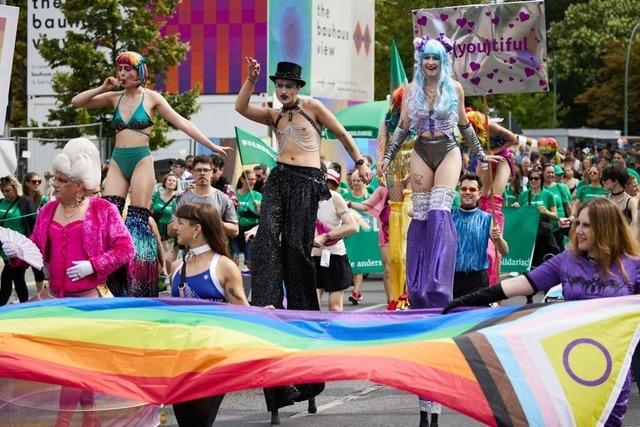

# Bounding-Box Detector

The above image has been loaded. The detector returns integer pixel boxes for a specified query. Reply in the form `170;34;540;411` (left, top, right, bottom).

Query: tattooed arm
218;256;250;306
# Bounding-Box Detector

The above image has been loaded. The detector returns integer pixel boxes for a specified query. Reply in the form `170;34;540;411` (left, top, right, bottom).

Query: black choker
611;189;625;196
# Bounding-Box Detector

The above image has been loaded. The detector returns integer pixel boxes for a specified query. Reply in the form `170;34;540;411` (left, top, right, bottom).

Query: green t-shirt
544;183;572;230
503;186;523;207
572;184;609;203
236;190;262;229
518;188;557;214
151;191;178;240
0;198;25;260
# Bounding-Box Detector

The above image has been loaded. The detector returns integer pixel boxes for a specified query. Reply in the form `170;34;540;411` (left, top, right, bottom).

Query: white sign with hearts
412;0;548;96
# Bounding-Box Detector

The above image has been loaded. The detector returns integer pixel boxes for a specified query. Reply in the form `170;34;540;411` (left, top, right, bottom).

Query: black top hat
269;62;306;88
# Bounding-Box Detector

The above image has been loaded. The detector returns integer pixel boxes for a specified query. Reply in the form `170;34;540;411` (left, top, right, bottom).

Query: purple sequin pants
406;209;456;309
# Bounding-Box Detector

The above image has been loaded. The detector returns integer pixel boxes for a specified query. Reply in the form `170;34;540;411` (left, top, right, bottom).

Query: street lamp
624;21;640;138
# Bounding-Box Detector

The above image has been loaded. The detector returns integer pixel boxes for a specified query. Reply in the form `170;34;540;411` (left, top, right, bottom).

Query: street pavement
10;270;640;426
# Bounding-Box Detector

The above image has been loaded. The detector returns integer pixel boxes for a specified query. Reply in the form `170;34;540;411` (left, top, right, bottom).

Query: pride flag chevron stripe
0;296;637;426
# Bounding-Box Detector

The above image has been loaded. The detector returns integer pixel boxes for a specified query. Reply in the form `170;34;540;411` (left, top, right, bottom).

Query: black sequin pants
250;163;325;411
251;163;323;310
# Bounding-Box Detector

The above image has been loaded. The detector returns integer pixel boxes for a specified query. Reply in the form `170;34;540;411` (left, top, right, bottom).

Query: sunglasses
30;179;42;184
589;171;599;175
529;176;541;181
276;82;297;90
459;186;478;193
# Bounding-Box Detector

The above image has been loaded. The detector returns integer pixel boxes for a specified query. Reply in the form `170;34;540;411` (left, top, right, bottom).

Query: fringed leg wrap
479;195;504;286
103;195;128;296
388;202;406;301
407;186;456;308
125;205;159;297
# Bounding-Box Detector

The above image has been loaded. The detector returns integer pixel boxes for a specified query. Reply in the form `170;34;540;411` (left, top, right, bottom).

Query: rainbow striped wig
408;36;458;125
115;51;148;86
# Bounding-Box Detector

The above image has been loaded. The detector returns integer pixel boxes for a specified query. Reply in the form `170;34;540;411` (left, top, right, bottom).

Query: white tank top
312;191;347;256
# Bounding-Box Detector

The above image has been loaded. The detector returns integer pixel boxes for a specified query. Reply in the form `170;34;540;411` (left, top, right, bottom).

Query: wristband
247;76;257;84
355;158;365;167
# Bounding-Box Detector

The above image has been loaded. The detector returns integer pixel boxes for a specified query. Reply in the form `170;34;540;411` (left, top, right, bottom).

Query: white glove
67;260;94;281
2;242;18;259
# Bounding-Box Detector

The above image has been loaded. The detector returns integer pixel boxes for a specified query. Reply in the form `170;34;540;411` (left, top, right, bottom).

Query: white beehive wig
51;137;101;191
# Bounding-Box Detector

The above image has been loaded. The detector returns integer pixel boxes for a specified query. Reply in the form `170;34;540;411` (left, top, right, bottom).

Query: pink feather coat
30;197;135;283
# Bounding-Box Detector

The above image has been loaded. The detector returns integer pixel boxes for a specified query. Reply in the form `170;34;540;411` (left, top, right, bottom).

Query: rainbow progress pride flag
0;296;637;426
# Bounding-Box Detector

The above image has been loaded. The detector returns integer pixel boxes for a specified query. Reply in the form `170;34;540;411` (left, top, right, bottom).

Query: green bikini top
113;89;153;136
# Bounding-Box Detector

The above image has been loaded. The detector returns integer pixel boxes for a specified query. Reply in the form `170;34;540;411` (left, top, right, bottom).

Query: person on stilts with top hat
235;58;372;425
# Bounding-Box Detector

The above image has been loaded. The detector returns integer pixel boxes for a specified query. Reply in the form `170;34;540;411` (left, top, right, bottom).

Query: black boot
102;195;127;296
430;413;438;427
308;397;317;414
270;409;280;425
419;410;429;427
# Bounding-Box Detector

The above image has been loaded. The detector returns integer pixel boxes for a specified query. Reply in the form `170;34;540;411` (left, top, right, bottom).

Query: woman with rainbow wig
379;36;502;426
71;51;232;297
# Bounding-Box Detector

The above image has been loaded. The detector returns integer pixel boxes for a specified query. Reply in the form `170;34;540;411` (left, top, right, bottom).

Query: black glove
442;284;508;314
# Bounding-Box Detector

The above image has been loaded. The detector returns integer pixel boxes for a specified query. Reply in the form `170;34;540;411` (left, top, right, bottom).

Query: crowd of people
0;46;638;427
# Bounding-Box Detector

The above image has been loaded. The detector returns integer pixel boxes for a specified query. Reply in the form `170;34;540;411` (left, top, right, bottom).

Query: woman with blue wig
379;36;502;426
71;51;232;297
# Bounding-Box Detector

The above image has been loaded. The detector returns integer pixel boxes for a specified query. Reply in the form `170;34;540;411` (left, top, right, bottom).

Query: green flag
235;127;277;168
390;38;408;92
501;206;541;273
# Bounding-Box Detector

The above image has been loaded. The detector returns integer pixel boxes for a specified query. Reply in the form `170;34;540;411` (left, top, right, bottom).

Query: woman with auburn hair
445;197;640;426
170;202;249;426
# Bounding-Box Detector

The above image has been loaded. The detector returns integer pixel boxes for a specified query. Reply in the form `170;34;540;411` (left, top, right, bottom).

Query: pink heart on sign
467;21;475;28
412;10;417;15
493;69;499;73
539;79;546;86
524;68;535;77
470;77;481;85
456;18;467;27
509;77;514;81
497;79;503;83
519;12;530;22
509;57;516;64
485;12;491;16
509;23;514;28
491;17;499;25
487;73;494;79
488;89;494;94
417;16;427;26
440;13;448;21
470;62;481;72
461;72;469;79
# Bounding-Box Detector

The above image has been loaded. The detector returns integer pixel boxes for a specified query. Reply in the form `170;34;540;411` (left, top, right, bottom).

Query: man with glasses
168;155;238;238
169;158;193;192
452;173;508;299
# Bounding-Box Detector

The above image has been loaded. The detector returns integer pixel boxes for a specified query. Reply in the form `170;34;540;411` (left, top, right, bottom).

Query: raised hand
101;76;120;91
245;57;261;81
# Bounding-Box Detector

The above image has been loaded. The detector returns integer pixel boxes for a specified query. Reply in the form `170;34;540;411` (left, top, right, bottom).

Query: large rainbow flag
0;296;637;426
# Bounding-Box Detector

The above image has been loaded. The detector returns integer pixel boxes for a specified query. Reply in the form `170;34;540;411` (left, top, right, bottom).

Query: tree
575;40;640;135
469;92;565;130
549;0;640;127
37;0;200;148
7;0;27;128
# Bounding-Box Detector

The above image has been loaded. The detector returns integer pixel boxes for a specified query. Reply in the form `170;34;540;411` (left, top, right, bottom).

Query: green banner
235;127;277;168
501;206;540;273
345;214;383;274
